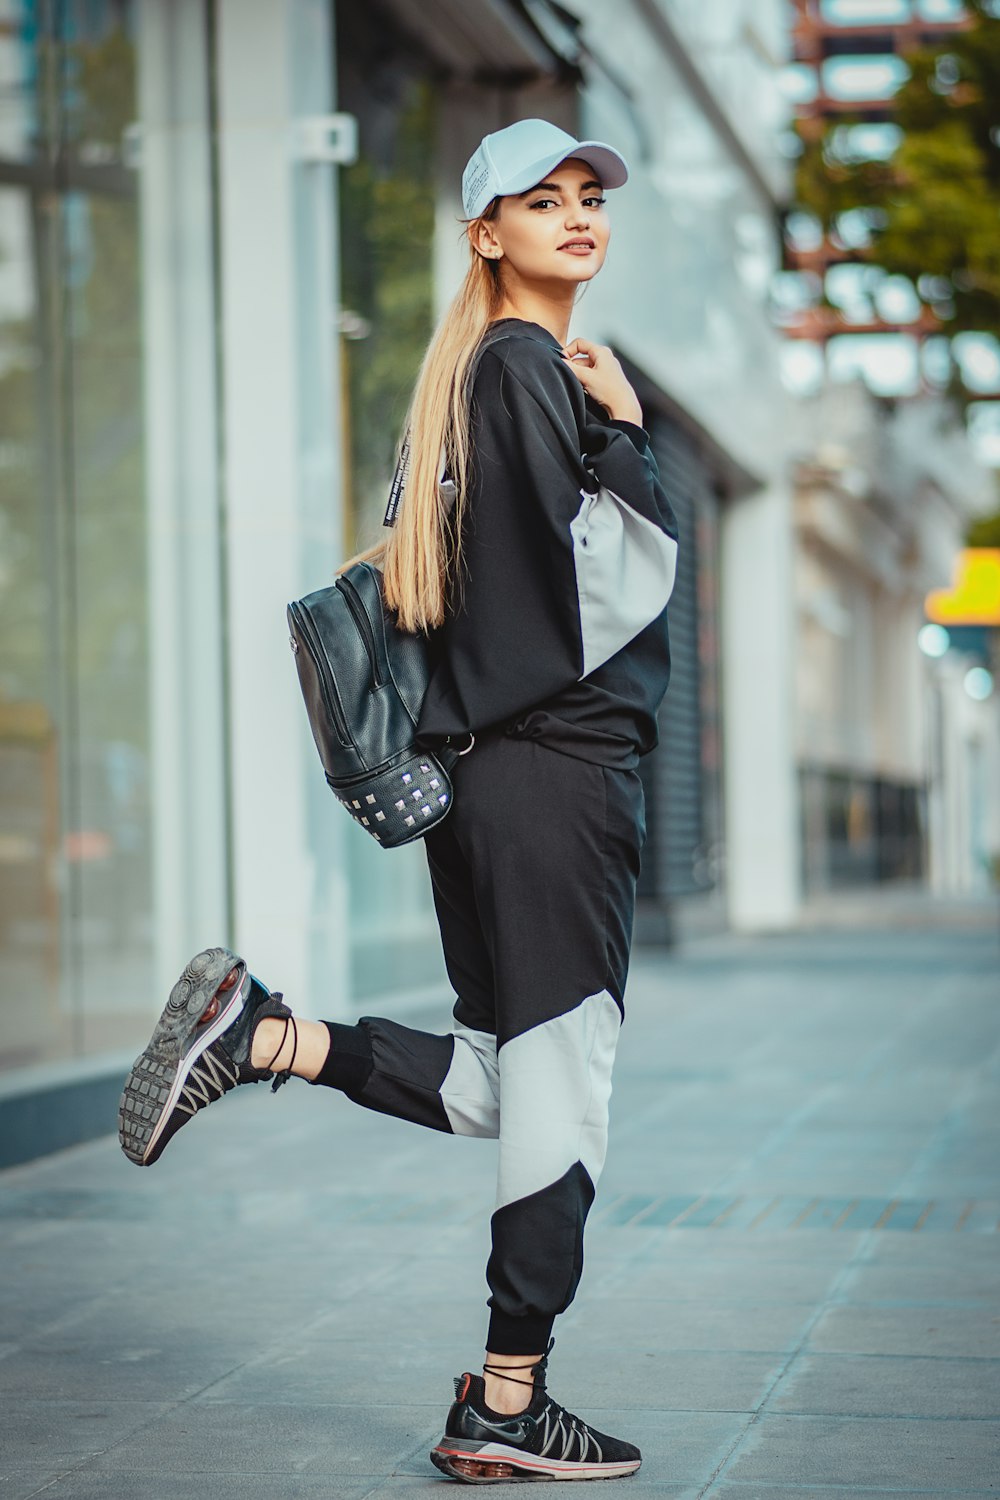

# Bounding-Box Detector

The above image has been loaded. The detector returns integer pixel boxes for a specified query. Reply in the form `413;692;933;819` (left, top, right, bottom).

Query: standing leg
428;731;648;1482
443;733;646;1371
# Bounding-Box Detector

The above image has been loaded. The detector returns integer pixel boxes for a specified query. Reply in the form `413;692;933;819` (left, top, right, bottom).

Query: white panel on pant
569;483;678;678
440;1023;501;1137
495;990;622;1211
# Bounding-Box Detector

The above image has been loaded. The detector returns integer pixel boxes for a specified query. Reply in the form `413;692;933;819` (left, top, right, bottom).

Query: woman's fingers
560;339;643;424
562;337;601;366
562;355;596;389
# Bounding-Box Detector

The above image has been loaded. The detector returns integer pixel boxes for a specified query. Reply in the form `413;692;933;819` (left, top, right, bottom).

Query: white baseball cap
462;118;629;220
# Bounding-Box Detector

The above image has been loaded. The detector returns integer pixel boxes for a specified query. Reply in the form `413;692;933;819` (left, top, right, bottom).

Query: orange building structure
784;0;973;345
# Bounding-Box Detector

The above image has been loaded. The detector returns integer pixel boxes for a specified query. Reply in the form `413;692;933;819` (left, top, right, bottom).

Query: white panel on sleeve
440;1023;501;1138
569;483;678;677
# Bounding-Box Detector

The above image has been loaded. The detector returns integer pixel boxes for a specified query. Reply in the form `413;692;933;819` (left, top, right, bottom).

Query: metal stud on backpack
287;560;470;848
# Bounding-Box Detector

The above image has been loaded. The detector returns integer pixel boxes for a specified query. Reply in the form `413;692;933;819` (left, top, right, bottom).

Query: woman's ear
470;218;503;261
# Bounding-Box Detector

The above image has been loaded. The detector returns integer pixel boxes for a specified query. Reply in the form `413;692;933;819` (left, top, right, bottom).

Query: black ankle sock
310;1021;373;1096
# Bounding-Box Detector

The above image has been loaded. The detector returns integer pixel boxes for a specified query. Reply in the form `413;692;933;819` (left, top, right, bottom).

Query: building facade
0;0;803;1158
790;380;998;894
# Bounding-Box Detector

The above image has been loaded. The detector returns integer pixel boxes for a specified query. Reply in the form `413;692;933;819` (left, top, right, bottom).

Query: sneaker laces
482;1336;555;1393
481;1341;597;1459
259;997;298;1093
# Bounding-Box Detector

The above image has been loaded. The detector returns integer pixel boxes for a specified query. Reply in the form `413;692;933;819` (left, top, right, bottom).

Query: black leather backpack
287;560;464;849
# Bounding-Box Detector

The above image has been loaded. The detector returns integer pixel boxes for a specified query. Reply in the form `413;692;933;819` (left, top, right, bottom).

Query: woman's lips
559;242;596;255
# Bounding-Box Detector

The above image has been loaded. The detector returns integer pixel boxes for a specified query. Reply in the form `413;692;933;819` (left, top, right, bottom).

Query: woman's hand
562;338;644;427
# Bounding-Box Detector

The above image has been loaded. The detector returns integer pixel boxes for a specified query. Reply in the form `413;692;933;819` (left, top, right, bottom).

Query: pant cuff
486;1309;555;1356
310;1021;373;1096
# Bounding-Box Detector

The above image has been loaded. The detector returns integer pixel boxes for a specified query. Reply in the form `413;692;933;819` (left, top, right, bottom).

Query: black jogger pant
312;725;646;1354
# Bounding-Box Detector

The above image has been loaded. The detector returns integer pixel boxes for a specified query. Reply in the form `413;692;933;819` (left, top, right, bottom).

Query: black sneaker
430;1363;641;1483
118;946;294;1167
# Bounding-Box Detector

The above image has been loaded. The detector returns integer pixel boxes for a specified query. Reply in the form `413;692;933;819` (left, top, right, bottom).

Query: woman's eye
528;194;606;210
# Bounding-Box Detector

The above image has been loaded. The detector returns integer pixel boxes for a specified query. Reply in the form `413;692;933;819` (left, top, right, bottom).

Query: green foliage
966;508;1000;545
339;82;436;549
793;0;1000;339
881;123;1000;327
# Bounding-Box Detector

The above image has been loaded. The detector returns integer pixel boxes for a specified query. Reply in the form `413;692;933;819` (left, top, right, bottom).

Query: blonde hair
337;201;503;634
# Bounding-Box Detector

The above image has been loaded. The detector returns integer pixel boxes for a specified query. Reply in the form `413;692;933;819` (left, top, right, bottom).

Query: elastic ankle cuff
310;1021;373;1096
486;1310;555;1356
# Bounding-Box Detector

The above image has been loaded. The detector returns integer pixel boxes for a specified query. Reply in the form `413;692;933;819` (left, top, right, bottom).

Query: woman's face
472;157;609;286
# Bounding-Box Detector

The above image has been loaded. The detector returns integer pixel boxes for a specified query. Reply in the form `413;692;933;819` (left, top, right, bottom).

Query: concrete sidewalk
1;908;998;1498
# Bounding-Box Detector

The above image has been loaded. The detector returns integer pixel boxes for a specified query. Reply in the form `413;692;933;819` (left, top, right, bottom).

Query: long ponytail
337;202;503;634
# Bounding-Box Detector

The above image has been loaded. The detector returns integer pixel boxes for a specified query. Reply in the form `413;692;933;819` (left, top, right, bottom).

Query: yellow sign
925;549;1000;626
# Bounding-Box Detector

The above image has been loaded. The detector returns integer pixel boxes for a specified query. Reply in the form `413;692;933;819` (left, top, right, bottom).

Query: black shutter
637;412;715;905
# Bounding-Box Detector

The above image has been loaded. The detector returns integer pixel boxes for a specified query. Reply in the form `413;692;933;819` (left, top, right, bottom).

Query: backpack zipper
288;601;352;748
336;573;385;687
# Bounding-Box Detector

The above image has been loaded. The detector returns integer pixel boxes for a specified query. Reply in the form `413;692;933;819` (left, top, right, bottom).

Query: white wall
721;484;802;928
570;0;793;485
214;0;350;1012
655;0;791;200
570;0;801;930
139;0;230;993
926;657;1000;894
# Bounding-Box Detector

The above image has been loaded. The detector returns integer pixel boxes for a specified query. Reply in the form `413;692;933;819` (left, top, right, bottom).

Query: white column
720;482;802;930
138;0;229;992
214;0;350;1013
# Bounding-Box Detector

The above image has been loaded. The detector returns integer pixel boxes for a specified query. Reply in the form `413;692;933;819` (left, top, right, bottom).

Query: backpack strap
382;430;410;529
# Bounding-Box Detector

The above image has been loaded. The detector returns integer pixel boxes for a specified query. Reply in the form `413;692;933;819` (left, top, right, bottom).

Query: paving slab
37;1475;383;1500
807;1303;1000;1359
1;1399;173;1465
832;1258;1000;1306
768;1352;1000;1419
719;1412;1000;1490
0;1471;77;1500
86;1402;443;1476
713;1489;993;1499
1;914;997;1495
558;1295;816;1353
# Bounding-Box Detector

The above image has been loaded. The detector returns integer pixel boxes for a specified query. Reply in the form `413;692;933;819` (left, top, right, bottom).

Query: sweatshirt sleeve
415;338;678;743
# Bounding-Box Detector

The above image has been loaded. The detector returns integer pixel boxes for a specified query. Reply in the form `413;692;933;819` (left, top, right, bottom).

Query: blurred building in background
776;0;1000;898
790;380;997;894
0;0;996;1162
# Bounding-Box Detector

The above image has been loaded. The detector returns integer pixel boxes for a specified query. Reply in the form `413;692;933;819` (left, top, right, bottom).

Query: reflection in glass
336;12;446;1000
0;182;61;1068
337;26;436;553
0;1;156;1069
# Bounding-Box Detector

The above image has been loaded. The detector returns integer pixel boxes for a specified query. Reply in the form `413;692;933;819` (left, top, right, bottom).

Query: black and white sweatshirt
415;318;680;770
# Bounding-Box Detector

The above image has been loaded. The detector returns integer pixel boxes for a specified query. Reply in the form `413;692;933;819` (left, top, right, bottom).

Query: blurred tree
794;0;1000;340
966;508;1000;545
338;79;436;552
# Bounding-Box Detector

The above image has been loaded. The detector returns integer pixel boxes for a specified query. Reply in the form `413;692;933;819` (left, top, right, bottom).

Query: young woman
120;118;679;1484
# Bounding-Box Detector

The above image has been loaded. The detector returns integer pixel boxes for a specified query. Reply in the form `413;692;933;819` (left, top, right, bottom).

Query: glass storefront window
0;1;197;1070
336;9;436;553
0;174;60;1068
335;8;446;999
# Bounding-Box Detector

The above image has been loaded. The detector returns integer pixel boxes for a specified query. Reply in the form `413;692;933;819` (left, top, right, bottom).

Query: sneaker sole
430;1440;640;1483
118;948;250;1167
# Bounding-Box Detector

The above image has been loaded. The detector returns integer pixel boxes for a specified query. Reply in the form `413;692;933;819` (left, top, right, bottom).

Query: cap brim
500;141;629;198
